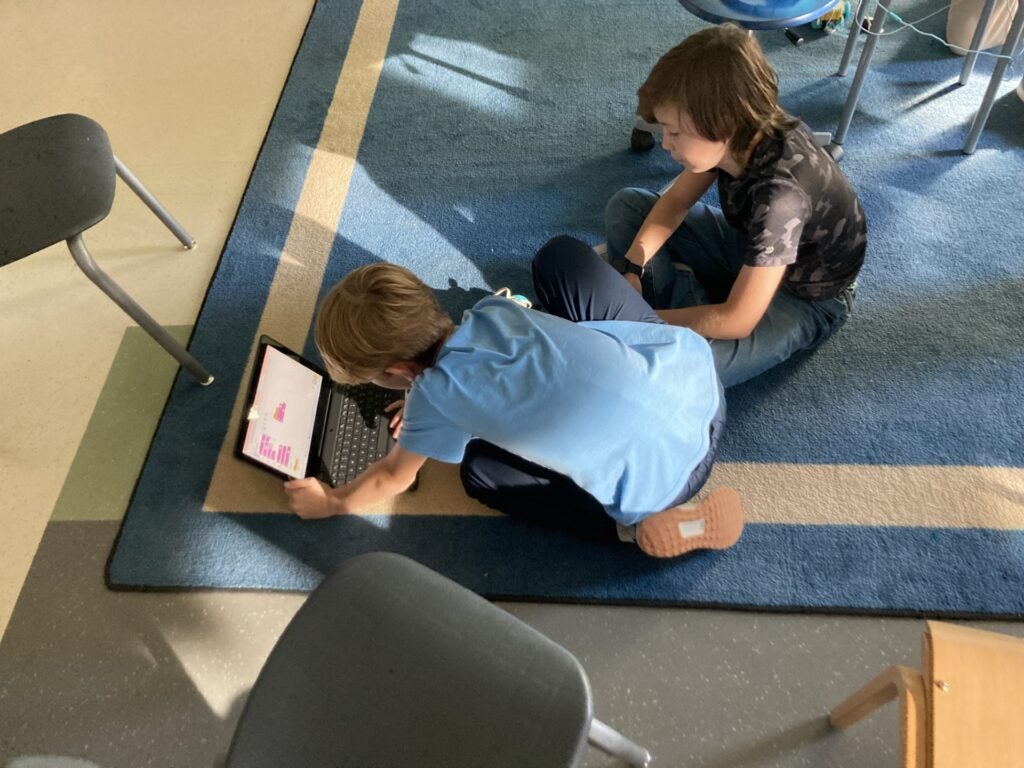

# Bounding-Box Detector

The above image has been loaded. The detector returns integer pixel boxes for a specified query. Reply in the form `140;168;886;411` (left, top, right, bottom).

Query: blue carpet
107;0;1024;615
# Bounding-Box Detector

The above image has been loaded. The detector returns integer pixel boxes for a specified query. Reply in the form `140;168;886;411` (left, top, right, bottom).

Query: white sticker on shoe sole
678;519;706;538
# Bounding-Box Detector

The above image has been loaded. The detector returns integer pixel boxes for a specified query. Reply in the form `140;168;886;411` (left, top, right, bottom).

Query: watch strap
622;260;644;279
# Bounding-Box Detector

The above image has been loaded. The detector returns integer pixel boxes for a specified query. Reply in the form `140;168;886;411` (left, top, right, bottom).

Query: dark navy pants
459;235;724;540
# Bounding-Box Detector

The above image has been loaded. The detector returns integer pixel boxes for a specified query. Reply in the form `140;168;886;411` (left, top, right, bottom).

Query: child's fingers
385;400;405;438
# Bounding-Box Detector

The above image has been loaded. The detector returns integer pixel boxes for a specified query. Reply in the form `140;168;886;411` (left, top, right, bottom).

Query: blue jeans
605;187;854;388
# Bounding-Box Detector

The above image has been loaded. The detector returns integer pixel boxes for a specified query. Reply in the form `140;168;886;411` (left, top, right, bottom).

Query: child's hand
284;477;333;519
624;272;643;294
385;399;406;439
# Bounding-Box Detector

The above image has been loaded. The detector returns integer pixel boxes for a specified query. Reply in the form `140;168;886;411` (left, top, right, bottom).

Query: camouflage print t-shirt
717;122;867;301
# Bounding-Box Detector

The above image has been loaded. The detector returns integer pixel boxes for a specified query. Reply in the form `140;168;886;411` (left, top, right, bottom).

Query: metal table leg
828;0;891;159
963;0;1024;153
958;0;1001;84
837;0;871;76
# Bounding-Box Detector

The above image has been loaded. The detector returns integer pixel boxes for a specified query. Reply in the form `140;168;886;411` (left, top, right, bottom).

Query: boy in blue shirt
284;236;743;558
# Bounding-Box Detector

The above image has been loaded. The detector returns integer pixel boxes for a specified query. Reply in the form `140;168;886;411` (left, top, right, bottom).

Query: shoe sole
636;487;744;558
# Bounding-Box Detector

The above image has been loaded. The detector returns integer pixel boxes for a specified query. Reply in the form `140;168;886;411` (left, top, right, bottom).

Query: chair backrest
0;113;116;265
924;621;1024;768
226;552;593;768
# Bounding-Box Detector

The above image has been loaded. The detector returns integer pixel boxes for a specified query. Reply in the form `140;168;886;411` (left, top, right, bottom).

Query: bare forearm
657;304;752;340
627;170;716;266
328;459;415;514
660;264;787;339
626;199;686;265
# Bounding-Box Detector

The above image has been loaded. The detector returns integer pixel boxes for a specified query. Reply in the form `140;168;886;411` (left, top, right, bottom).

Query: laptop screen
239;345;324;480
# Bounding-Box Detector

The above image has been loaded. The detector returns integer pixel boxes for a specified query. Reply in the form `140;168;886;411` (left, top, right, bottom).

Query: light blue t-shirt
398;297;721;525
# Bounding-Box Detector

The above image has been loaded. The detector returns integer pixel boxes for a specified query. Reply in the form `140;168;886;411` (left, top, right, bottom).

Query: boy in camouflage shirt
604;24;867;387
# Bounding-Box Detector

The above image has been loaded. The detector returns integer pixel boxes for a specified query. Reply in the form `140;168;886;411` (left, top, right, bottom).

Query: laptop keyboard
329;384;396;485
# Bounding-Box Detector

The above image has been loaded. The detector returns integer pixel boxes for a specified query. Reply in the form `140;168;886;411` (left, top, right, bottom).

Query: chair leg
899;671;927;768
829;665;927;768
113;155;196;249
66;234;213;385
588;718;652;768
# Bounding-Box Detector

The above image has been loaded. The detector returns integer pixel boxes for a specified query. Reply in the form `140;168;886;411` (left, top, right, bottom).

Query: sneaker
636;487;744;558
493;287;532;309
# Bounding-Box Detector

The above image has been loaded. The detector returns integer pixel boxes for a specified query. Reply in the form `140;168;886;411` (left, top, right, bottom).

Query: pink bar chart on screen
276;444;291;464
241;345;323;480
256;433;293;464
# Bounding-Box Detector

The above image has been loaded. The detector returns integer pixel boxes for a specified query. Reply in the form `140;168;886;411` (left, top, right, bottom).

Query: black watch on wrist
620;260;644;279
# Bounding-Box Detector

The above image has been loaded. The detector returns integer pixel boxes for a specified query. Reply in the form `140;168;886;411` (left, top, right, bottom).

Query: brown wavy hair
637;24;798;153
315;263;453;384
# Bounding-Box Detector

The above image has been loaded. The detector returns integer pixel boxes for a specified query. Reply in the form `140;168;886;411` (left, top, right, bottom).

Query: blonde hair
315;263;453;384
637;24;798;153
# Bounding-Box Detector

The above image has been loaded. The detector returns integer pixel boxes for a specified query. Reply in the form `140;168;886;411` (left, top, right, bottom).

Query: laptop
236;335;405;488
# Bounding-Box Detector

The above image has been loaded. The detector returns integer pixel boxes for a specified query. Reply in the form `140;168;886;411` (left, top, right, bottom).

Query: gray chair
0;113;212;384
225;552;653;768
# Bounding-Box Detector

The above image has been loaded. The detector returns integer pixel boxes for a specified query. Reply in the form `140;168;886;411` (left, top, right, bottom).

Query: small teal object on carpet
107;0;1024;616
